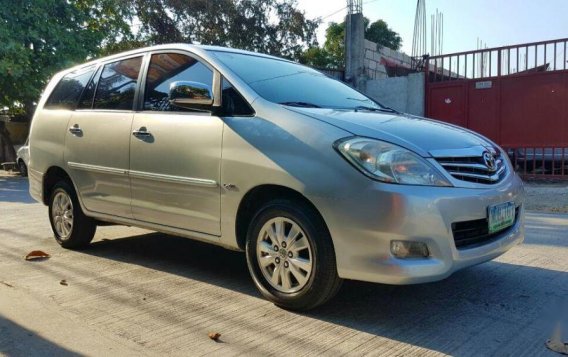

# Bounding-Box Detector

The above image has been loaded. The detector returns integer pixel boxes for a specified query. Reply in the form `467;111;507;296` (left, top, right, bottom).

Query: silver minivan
28;44;524;310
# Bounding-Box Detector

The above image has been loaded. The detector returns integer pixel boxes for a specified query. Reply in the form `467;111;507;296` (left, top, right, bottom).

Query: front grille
435;154;507;184
451;207;519;249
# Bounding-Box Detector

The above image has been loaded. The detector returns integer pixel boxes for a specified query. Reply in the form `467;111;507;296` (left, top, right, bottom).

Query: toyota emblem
483;152;497;171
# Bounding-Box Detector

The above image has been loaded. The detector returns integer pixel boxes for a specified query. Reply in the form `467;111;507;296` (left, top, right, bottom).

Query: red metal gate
425;38;568;178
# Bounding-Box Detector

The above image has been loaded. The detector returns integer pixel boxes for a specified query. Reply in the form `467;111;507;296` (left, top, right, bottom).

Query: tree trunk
0;121;17;164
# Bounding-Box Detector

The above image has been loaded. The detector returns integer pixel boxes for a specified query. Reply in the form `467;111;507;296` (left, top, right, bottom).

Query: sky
297;0;568;55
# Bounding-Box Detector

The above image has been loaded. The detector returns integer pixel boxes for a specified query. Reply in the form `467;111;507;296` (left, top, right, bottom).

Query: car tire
48;181;96;249
18;160;27;177
246;199;342;311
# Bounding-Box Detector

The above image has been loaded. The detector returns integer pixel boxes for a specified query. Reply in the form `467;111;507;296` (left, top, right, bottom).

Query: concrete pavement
0;174;567;356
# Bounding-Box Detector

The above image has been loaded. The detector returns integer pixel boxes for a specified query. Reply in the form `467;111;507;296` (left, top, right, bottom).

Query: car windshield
211;51;385;110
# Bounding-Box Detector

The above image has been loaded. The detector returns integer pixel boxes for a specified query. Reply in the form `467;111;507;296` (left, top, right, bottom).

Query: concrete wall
364;72;425;116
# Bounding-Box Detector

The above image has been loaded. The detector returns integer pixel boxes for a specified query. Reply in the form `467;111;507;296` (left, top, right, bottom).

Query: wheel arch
43;166;73;205
235;184;331;251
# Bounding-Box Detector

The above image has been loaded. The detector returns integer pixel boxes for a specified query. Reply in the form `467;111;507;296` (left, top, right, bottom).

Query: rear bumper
28;168;44;204
315;172;525;285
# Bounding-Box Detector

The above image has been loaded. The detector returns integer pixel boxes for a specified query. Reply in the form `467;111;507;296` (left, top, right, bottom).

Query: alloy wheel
51;191;74;239
256;217;313;293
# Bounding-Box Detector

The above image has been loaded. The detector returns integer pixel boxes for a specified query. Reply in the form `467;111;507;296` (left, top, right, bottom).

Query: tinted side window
45;66;96;110
94;57;142;110
77;66;102;109
222;78;254;116
144;53;213;111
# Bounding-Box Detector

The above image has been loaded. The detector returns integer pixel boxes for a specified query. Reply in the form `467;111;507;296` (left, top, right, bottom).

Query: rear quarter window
44;66;96;110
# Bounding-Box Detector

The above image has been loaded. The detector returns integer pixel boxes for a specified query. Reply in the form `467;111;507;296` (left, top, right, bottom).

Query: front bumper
315;172;525;285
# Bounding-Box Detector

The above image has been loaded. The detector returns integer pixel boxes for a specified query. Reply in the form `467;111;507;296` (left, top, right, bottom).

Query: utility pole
344;0;365;90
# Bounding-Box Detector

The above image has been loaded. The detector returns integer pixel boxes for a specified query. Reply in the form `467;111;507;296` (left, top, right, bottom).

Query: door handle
132;127;152;138
68;124;83;135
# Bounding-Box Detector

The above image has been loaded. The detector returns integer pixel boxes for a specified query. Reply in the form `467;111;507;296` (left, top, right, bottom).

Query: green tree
126;0;319;60
365;19;402;51
300;22;343;68
0;0;131;118
300;18;402;68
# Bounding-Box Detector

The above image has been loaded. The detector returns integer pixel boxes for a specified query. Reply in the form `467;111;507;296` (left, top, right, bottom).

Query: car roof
62;43;291;75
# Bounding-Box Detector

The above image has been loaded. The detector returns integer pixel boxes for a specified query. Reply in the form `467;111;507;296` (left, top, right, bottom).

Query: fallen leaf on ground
547;325;568;355
208;332;221;341
25;250;50;261
60;280;68;286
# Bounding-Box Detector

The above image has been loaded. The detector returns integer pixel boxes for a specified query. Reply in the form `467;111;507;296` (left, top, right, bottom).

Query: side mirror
169;81;213;108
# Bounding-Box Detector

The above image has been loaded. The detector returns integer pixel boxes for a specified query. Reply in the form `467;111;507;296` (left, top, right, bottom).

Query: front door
129;52;223;235
65;56;143;217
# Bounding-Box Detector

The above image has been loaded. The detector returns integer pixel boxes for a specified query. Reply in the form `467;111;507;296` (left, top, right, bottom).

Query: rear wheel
18;160;27;177
48;181;96;249
246;199;342;311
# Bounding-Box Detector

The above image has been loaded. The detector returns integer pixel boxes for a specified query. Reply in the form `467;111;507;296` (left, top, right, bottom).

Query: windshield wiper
279;101;322;108
352;105;398;113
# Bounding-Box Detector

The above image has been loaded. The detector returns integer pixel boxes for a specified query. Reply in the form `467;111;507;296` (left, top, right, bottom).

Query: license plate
488;201;515;233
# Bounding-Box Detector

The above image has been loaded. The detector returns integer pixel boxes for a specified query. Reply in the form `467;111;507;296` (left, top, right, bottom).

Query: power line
321;6;347;20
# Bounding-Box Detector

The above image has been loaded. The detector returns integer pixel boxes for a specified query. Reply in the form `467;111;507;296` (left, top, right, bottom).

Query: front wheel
48;181;96;249
246;199;342;311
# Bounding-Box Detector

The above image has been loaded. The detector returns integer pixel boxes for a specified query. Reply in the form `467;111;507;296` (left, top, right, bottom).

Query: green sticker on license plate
488;201;515;233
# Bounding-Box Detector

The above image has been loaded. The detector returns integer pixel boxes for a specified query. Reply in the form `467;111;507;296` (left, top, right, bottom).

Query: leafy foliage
0;0;131;116
366;19;402;51
127;0;319;60
300;18;402;69
300;22;343;68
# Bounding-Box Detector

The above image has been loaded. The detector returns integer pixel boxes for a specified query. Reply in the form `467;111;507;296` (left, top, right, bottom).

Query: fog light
390;240;430;258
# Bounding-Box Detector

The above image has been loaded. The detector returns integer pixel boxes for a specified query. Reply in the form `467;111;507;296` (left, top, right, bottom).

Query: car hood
288;108;494;157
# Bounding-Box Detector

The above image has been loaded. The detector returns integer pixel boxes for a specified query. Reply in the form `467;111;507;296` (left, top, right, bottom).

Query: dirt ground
524;182;568;213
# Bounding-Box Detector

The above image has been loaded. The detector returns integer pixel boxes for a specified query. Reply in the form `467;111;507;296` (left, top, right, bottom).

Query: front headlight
335;137;452;186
